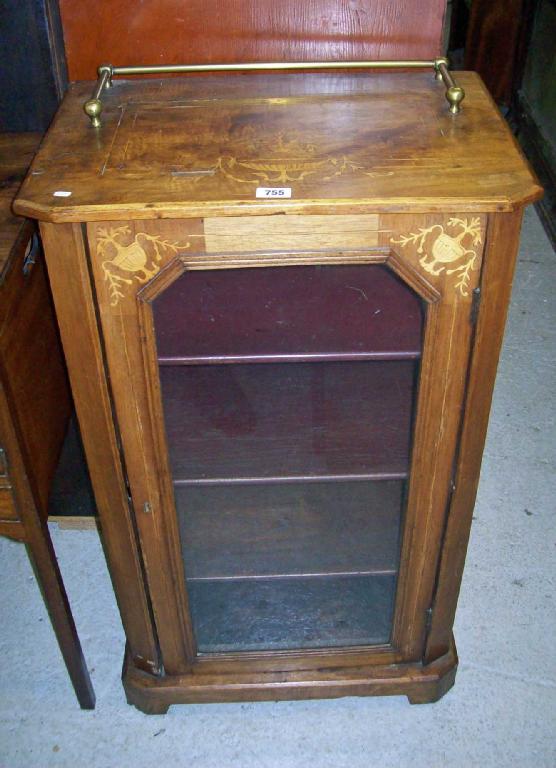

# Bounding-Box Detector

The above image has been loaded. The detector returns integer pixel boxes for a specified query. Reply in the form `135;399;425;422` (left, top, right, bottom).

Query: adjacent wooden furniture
15;69;541;713
463;0;532;106
516;0;556;248
1;1;67;132
0;133;94;709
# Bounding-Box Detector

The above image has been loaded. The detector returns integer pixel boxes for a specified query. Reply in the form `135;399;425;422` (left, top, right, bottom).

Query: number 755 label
255;187;292;199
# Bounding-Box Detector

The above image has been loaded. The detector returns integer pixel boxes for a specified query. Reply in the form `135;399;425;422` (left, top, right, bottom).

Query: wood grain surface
122;639;457;712
40;221;162;676
59;0;447;81
0;244;70;518
425;209;526;662
0;178;94;711
0;487;18;522
14;73;542;222
23;66;540;708
204;214;380;252
0;133;41;280
0;133;70;520
78;213;480;680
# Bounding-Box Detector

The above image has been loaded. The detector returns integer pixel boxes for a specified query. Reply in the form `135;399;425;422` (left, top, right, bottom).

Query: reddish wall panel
59;0;446;81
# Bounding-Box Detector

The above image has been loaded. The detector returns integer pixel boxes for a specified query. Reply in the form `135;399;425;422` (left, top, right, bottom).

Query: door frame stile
39;221;161;675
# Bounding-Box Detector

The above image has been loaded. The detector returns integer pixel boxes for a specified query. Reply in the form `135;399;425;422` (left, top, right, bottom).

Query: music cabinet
14;69;541;713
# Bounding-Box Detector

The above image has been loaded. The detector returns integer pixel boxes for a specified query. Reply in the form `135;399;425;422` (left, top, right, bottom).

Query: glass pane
177;480;401;652
152;264;422;654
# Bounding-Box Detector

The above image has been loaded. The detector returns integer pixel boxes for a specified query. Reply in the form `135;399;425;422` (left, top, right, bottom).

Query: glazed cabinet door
77;214;485;675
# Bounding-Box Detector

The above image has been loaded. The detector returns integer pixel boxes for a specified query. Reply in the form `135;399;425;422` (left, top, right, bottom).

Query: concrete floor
1;207;554;767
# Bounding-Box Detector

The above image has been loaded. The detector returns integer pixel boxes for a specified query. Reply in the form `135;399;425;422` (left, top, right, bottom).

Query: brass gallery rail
83;57;465;127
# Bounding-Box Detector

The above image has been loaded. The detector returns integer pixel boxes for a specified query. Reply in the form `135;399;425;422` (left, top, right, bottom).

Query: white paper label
53;190;72;197
256;187;292;199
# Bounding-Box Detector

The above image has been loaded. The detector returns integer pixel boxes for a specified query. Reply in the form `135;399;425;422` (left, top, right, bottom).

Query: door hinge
470;286;481;326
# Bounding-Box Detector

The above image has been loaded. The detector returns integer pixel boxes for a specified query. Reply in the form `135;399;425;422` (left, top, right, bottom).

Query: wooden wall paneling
58;0;447;82
39;221;161;676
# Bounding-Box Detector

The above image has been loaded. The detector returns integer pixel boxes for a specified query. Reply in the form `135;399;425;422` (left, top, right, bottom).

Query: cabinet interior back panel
160;360;416;482
154;264;423;364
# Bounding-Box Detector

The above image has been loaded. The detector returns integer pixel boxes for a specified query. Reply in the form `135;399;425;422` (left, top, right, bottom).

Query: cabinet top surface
14;72;541;222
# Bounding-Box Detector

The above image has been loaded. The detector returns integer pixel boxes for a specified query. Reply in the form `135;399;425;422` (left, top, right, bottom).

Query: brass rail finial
434;57;465;114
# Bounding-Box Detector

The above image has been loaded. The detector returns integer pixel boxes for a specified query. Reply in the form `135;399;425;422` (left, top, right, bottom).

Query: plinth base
122;638;458;714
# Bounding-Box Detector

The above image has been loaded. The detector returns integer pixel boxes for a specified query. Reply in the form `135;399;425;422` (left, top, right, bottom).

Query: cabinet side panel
39;221;160;674
425;210;525;661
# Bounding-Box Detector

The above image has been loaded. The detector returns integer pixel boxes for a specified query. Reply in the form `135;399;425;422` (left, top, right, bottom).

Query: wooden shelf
177;479;403;581
160;360;417;483
153;265;423;365
189;573;396;653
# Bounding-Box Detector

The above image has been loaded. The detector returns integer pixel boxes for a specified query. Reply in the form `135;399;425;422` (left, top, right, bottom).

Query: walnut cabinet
15;71;541;713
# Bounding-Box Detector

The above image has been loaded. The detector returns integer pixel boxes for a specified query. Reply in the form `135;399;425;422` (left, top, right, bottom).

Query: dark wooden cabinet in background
0;0;67;132
15;69;540;713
